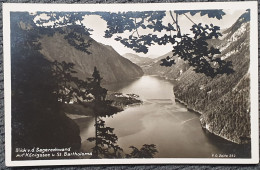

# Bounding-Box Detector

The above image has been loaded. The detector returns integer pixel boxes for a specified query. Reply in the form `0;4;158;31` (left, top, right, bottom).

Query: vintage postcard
3;2;258;166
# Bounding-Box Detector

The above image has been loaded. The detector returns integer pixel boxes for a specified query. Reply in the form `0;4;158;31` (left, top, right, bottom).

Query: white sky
82;9;246;58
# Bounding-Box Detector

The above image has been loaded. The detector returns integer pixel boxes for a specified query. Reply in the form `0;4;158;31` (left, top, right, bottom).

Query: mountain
10;12;144;159
144;11;251;144
147;54;159;59
143;51;190;80
174;12;251;144
39;28;144;83
122;53;153;66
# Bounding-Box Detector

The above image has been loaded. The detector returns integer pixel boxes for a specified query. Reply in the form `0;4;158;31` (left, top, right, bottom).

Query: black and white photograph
3;2;258;166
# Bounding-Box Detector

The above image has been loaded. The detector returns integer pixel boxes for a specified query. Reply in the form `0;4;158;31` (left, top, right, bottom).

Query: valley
10;10;252;160
132;11;251;145
75;75;250;158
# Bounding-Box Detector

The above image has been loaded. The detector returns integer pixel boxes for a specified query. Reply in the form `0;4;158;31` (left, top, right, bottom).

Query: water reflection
75;72;159;158
76;75;250;158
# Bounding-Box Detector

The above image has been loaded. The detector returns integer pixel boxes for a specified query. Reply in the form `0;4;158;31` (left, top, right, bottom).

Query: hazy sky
82;9;245;58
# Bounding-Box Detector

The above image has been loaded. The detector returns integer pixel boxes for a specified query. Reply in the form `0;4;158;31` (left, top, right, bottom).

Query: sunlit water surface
74;75;250;158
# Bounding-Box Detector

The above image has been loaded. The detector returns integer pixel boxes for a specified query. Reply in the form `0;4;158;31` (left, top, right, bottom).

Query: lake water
75;75;250;158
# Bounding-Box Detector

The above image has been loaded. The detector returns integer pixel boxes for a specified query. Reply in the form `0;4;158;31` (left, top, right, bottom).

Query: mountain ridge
122;53;153;66
39;27;144;83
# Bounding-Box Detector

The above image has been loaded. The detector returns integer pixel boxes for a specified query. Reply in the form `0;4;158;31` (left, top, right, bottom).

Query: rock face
39;28;144;83
144;12;251;144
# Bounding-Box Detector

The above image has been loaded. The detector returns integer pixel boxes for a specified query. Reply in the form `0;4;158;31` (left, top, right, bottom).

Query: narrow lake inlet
74;75;250;158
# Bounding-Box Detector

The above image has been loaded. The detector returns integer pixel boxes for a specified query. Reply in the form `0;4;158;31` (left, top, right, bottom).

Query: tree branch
169;11;178;27
134;18;140;37
169;11;181;35
183;13;197;25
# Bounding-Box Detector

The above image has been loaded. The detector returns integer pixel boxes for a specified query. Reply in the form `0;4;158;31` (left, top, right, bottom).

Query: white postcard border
3;1;259;166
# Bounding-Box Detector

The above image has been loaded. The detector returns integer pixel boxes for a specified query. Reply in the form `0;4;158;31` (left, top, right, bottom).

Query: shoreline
143;74;248;145
144;73;248;145
174;97;203;116
64;91;142;118
174;95;247;145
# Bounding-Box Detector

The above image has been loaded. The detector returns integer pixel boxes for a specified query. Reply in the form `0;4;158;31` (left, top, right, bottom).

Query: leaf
141;24;146;29
147;24;153;29
167;23;175;31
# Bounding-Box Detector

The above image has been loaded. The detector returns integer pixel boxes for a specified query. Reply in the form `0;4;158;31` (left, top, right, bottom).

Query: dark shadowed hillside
11;13;82;160
39;28;144;83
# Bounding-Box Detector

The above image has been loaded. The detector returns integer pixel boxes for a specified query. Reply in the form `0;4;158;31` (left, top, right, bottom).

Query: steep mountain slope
173;12;250;144
123;53;153;66
39;28;144;83
144;12;251;144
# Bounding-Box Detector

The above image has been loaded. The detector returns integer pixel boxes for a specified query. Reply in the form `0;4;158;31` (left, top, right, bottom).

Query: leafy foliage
52;61;78;103
34;12;89;28
175;10;226;20
98;11;171;54
172;23;234;77
64;26;92;54
88;118;123;158
85;67;123;158
97;10;233;78
86;67;158;159
11;12;158;160
12;9;235;159
126;144;158;158
31;10;234;77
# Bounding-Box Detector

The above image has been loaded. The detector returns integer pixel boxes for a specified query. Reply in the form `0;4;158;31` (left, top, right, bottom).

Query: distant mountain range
39;28;143;83
122;53;153;66
142;11;251;144
142;51;190;80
